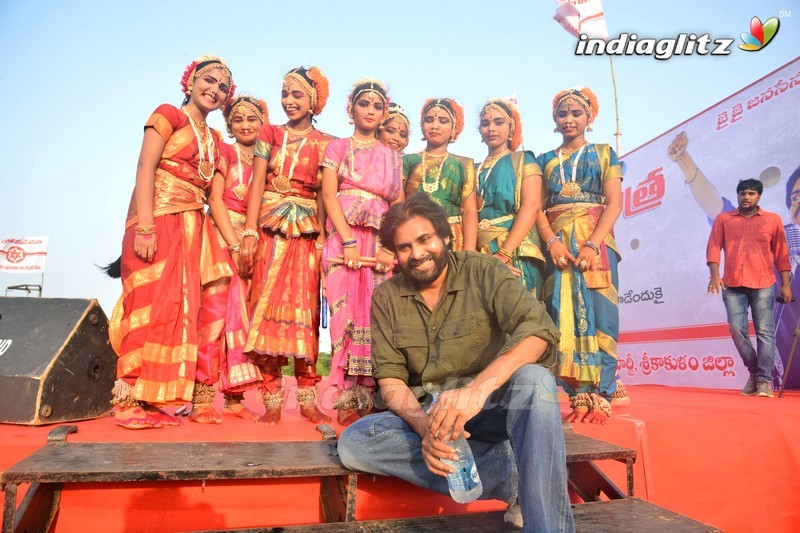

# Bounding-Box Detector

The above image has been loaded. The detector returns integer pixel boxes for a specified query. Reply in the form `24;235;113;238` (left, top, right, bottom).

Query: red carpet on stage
1;380;798;532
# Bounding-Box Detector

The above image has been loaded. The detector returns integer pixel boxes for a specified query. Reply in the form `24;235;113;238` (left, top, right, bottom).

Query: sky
1;0;798;349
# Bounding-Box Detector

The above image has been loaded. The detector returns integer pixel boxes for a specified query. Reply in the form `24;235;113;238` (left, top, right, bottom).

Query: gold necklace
273;129;307;193
236;143;254;165
351;136;377;149
421;151;448;194
557;143;588;197
286;123;313;137
233;143;254;200
183;105;207;129
182;106;215;181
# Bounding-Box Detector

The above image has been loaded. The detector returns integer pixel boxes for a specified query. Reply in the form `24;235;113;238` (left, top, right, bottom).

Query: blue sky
0;0;797;335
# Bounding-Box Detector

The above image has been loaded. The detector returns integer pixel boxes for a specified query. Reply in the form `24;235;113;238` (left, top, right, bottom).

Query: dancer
108;55;235;429
476;98;546;297
536;87;624;424
403;98;477;251
378;102;410;153
191;95;269;424
321;78;404;426
241;67;333;425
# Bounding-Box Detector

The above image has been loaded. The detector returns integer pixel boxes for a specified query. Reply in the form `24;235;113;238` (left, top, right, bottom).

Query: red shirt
706;207;791;289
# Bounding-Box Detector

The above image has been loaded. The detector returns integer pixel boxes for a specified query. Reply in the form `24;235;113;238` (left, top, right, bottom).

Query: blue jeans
337;365;575;533
722;285;776;382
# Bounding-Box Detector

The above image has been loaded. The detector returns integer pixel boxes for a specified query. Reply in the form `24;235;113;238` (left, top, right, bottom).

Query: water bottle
430;393;483;503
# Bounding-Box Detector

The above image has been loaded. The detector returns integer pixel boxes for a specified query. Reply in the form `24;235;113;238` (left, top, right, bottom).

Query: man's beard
403;248;448;285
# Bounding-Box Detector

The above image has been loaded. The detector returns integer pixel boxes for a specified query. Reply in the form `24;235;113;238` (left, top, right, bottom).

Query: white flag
0;237;49;273
553;0;609;40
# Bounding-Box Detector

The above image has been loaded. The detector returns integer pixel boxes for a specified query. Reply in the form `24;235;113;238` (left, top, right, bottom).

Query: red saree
109;104;227;405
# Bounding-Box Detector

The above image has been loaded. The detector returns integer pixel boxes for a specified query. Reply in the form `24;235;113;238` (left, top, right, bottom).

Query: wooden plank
564;432;637;463
13;482;61;533
202;499;720;532
568;462;627;501
0;441;351;484
0;430;636;488
573;499;722;532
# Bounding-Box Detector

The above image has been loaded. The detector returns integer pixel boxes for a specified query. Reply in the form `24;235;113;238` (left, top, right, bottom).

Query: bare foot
223;402;260;421
189;404;222;424
585;410;610;425
143;405;183;426
337;408;361;427
113;406;163;430
256;406;282;426
564;407;590;423
300;404;331;423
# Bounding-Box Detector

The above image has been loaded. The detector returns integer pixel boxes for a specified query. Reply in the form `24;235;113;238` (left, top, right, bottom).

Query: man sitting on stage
337;193;575;532
707;179;792;397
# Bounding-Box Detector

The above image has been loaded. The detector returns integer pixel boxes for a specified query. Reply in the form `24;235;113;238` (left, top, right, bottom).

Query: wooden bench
0;424;636;533
204;499;721;532
251;498;721;532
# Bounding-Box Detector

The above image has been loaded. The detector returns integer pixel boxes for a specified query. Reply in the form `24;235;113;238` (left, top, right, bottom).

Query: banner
0;237;49;273
617;57;800;389
553;0;609;40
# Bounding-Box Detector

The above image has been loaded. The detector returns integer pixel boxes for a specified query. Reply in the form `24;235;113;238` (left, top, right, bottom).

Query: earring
553;127;559;133
587;126;593;132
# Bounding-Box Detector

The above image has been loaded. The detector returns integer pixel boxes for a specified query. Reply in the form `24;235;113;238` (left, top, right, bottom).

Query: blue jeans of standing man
722;285;776;383
337;364;575;533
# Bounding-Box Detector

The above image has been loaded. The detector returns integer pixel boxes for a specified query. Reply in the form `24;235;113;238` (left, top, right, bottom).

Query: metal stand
4;284;42;297
778;314;800;398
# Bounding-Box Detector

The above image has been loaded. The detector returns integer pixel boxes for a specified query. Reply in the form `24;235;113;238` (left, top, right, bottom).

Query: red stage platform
1;381;798;532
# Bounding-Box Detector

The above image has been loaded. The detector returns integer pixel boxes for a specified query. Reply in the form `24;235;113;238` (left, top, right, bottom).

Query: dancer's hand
342;246;360;269
134;233;157;262
492;253;522;277
574;246;597;273
549;240;575;270
241;234;258;267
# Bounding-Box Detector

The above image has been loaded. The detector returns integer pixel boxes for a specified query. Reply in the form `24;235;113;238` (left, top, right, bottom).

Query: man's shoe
741;376;758;396
757;381;774;397
503;502;523;530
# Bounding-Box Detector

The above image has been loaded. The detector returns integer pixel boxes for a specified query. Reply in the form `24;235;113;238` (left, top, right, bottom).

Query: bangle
497;247;514;260
538;224;551;234
228;243;241;253
135;224;156;235
379;246;395;256
241;228;260;241
545;235;561;251
686;167;699;184
583;240;601;254
314;241;324;250
341;238;357;248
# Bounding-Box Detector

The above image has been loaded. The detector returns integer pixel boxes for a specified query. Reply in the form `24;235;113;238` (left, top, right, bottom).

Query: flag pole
39;271;44;297
608;54;622;155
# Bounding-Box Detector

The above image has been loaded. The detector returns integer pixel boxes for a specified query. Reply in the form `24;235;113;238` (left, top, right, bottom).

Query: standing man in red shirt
707;179;792;397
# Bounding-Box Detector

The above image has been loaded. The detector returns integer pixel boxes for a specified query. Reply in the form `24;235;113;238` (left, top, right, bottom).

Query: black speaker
0;297;116;425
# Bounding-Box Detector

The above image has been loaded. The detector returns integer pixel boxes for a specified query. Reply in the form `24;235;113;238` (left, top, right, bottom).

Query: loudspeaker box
0;297;116;425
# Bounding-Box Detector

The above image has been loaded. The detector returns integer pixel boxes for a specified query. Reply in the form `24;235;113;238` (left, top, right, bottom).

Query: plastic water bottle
430;393;483;503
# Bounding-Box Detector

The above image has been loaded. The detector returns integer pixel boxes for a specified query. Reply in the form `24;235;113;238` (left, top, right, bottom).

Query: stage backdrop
617;56;800;389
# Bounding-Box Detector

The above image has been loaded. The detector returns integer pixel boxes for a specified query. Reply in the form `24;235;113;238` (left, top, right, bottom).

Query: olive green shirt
371;251;560;402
